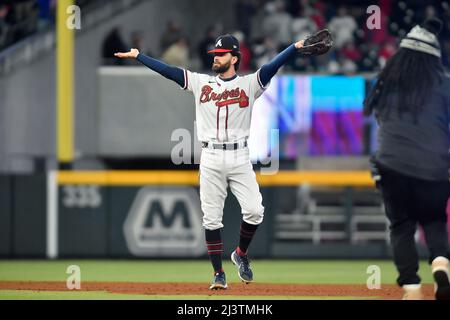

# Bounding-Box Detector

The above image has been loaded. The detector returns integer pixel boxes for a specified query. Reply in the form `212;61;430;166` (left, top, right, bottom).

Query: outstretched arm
258;40;304;87
114;49;185;88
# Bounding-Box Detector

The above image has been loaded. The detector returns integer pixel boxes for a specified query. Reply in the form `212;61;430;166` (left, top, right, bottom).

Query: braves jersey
181;70;269;142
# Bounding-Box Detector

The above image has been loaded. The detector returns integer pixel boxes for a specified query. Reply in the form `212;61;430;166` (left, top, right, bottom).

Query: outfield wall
1;171;448;259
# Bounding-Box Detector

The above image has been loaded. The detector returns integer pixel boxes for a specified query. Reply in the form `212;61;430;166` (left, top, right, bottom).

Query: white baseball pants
199;147;264;230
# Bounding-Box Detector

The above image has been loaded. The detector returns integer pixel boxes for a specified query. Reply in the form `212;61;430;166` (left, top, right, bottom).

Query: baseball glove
298;29;333;56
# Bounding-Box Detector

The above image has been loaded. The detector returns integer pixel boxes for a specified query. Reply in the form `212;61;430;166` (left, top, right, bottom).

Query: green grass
0;290;377;300
0;259;435;300
0;259;435;284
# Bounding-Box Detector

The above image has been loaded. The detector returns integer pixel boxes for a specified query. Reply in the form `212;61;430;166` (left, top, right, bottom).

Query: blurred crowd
0;0;93;51
1;0;449;73
238;0;450;73
102;0;450;73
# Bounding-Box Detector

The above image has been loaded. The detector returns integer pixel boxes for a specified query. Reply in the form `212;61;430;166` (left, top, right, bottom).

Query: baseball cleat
432;257;450;300
209;271;227;290
231;250;253;283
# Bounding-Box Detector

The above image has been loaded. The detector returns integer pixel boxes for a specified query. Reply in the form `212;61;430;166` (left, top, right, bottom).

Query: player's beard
212;60;232;74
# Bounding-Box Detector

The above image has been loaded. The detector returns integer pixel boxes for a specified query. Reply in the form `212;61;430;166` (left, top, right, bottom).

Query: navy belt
201;141;248;150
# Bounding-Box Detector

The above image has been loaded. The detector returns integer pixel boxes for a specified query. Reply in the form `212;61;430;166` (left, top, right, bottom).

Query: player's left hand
294;39;305;50
296;29;333;56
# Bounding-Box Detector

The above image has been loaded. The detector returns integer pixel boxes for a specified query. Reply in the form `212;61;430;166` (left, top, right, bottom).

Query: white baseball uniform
182;69;269;230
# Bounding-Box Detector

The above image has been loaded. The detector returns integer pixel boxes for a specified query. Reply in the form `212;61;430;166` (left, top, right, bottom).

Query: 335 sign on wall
62;185;102;208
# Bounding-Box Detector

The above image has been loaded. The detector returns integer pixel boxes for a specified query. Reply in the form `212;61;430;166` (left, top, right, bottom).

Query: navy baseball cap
208;34;240;55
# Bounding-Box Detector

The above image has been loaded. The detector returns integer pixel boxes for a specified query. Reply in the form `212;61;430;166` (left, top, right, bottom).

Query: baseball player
115;31;332;289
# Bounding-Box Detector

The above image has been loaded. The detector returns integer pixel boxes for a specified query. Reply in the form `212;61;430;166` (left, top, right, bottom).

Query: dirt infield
0;281;437;299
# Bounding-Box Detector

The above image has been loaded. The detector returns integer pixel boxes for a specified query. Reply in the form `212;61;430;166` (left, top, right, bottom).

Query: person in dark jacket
365;18;450;300
102;27;128;66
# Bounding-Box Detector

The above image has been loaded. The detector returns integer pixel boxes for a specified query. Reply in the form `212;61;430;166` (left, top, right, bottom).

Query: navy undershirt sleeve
136;53;185;88
259;44;297;87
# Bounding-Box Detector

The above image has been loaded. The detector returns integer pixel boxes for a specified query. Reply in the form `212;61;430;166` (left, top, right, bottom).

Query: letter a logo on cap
216;39;222;47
